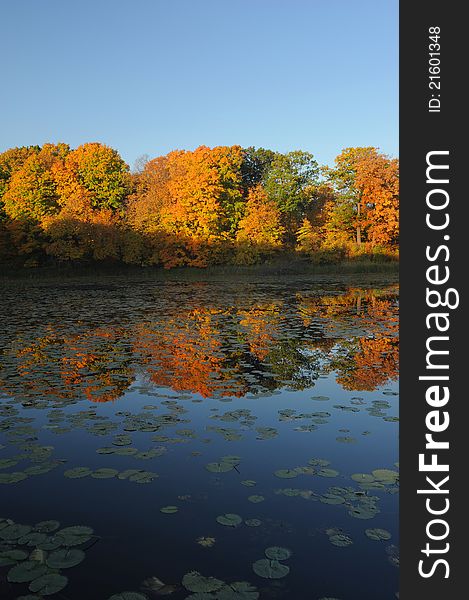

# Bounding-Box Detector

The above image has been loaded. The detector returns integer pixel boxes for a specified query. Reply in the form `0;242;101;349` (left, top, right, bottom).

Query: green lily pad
252;559;290;579
351;473;375;483
329;533;353;547
29;573;68;595
18;532;47;547
245;519;262;527
216;514;242;527
117;469;142;480
57;525;93;546
91;468;118;479
218;581;259;599
160;506;178;514
34;520;60;533
7;560;48;582
37;535;63;551
129;471;158;484
247;495;264;503
265;546;292;560
0;524;32;540
241;480;256;487
365;528;392;541
46;548;85;569
182;570;224;593
274;469;298;479
320;494;346;505
317;469;339;478
0;472;28;484
205;462;234;473
371;469;399;483
0;548;28;566
64;467;92;479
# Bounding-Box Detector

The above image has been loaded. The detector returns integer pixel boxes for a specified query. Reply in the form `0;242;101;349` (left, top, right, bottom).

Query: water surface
0;274;399;600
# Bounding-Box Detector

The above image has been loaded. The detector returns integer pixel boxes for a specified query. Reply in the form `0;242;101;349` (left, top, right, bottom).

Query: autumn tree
235;185;284;263
325;147;399;248
2;143;69;222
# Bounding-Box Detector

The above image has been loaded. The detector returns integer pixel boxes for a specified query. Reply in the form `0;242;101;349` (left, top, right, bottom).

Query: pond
0;273;399;600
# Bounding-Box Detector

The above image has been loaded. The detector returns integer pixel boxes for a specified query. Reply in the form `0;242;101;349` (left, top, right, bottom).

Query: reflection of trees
0;285;399;401
331;336;398;391
134;308;247;398
0;327;134;403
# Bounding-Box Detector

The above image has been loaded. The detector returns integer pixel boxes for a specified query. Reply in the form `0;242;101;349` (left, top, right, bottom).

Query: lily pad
205;462;234;473
0;548;28;566
29;573;68;595
317;469;339;478
0;524;32;540
216;514;242;527
247;495;264;503
329;533;353;547
34;521;60;533
218;581;259;599
46;548;85;569
57;525;93;546
265;546;292;560
252;559;290;579
245;519;262;527
182;570;224;593
7;560;48;582
64;467;92;479
365;528;392;541
274;469;298;479
91;468;118;479
160;506;178;514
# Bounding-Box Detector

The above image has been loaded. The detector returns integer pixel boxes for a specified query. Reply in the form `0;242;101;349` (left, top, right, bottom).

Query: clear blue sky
1;0;398;169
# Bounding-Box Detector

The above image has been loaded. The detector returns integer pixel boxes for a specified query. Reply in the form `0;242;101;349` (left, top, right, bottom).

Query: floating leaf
252;559;289;579
365;528;392;541
247;495;264;504
0;548;28;566
34;521;60;533
46;548;85;569
329;534;353;547
0;524;32;540
265;547;292;560
245;519;262;527
218;581;259;599
205;462;234;473
182;570;224;593
29;573;68;595
160;506;178;514
57;525;93;546
216;514;242;527
91;468;118;479
317;469;339;478
274;469;298;479
7;560;48;582
64;467;92;479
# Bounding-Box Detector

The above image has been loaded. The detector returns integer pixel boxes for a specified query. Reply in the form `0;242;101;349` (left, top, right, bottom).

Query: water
0;273;399;600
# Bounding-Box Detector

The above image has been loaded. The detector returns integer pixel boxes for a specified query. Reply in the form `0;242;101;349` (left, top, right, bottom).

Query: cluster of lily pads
0;517;96;597
252;546;292;580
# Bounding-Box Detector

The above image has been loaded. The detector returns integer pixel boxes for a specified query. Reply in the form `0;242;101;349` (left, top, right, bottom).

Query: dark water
0;274;399;600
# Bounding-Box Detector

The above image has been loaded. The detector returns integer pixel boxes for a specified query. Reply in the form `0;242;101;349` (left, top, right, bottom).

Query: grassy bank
0;255;398;283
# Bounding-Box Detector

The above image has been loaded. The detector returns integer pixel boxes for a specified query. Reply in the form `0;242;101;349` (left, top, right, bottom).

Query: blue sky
1;0;398;169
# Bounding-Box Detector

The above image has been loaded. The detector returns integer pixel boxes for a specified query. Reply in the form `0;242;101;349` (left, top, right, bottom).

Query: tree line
0;143;399;268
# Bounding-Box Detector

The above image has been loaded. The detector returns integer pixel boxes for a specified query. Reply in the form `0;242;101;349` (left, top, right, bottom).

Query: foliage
0;142;398;267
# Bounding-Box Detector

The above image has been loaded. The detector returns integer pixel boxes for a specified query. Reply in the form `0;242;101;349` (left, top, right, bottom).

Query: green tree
263;151;319;240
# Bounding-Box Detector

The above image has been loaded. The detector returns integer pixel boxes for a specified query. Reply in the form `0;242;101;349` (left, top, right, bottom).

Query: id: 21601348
428;26;441;113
